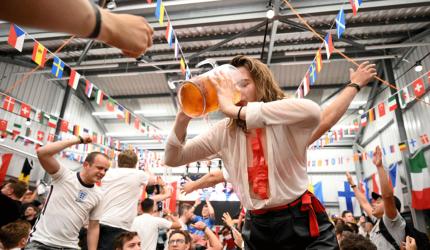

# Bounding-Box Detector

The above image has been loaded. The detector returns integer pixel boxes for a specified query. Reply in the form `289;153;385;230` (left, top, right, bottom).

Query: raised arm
307;62;377;145
346;171;372;216
192;221;223;250
164;112;223;167
36;135;91;175
181;171;226;195
205;197;216;219
373;146;397;219
0;0;153;58
151;178;171;203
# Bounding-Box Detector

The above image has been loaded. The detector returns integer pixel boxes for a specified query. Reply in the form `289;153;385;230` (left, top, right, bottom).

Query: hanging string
5;36;76;94
283;0;430;107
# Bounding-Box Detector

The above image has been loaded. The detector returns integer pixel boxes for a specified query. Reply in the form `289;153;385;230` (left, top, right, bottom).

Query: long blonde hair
229;55;285;130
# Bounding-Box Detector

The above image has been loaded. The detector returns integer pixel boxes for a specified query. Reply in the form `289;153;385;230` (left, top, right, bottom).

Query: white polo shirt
30;166;103;248
100;168;149;230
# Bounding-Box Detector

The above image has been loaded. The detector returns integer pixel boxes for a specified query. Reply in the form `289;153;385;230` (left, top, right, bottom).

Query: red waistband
249;190;326;238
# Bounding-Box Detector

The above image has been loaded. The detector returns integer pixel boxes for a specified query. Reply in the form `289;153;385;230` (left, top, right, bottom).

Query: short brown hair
117;150;138;168
168;230;192;244
84;152;110;165
6;180;28;199
179;203;193;217
0;220;31;248
113;231;139;250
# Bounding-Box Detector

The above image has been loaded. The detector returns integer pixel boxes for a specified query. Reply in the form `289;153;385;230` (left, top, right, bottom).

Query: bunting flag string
307;134;429;168
284;0;430;110
153;0;192;79
1;91;129;153
5;24;164;142
350;70;430;129
294;1;355;99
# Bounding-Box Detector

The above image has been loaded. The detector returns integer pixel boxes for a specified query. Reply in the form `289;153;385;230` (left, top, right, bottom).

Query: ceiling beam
109;83;345;100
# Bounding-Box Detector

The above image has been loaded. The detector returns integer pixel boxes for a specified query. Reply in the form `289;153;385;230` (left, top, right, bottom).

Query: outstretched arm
0;0;153;58
181;171;226;195
373;146;397;219
346;171;373;216
308;61;377;145
205;197;216;219
192;221;223;250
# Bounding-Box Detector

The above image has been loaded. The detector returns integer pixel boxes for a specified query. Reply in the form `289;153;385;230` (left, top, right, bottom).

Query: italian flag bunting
408;149;430;209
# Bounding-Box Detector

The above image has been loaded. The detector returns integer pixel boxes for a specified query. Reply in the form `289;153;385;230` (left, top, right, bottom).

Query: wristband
88;3;102;39
347;83;361;92
237;106;244;121
350;184;357;189
78;135;84;144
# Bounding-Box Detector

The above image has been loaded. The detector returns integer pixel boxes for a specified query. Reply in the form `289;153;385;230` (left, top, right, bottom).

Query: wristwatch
347;83;361;92
78;135;84;144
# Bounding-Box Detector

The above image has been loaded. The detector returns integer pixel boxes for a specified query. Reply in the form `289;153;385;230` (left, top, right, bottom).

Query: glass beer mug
178;64;242;118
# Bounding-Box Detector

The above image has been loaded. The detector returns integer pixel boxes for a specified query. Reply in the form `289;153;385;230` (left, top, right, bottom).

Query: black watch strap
347;83;361;92
88;3;102;39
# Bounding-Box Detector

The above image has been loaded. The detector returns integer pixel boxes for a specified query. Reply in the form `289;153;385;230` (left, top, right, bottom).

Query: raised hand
99;10;154;58
372;146;383;168
346;171;355;186
80;135;92;144
191;221;207;231
349;61;377;88
222;212;234;228
180;177;196;195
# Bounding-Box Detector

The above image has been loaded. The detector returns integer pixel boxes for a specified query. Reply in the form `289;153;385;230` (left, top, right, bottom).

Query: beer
178;65;242;118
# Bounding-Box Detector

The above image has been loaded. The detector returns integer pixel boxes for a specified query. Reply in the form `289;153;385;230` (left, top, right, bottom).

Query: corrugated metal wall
358;38;430;211
0;62;104;183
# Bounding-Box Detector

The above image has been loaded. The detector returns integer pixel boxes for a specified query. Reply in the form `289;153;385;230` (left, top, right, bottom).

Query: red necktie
247;128;269;199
